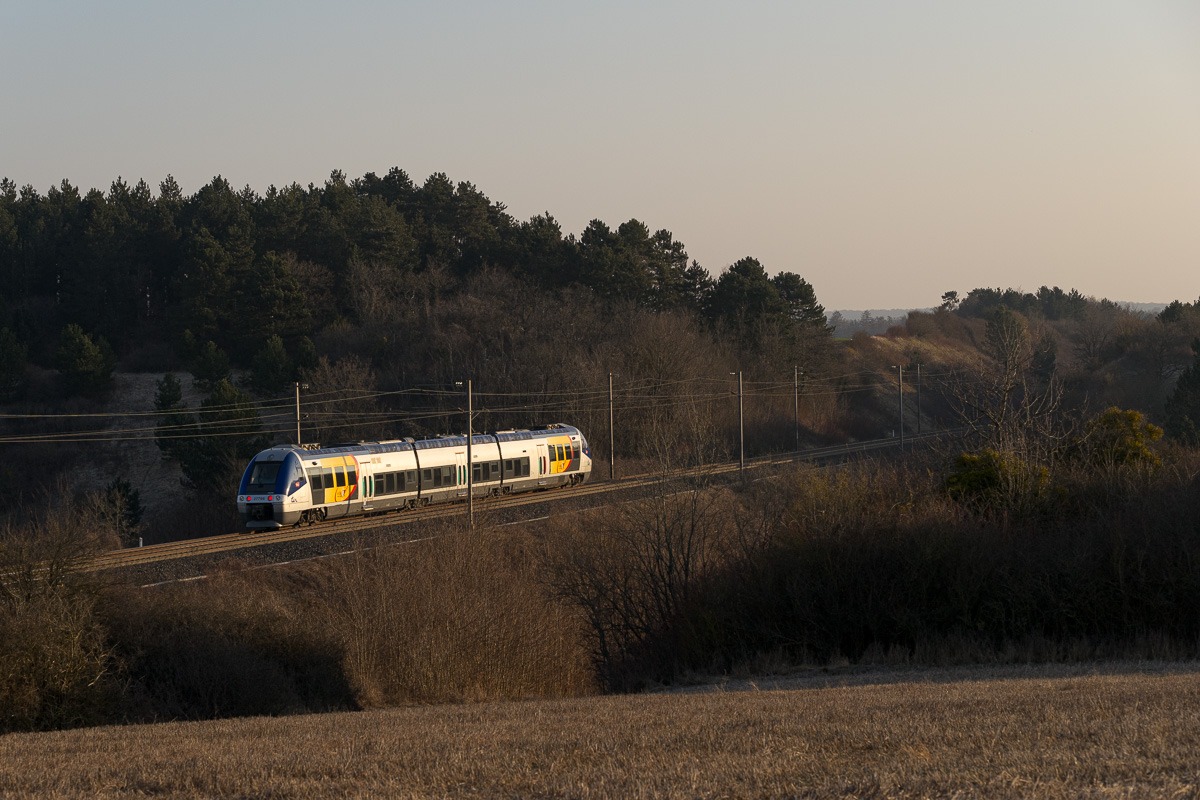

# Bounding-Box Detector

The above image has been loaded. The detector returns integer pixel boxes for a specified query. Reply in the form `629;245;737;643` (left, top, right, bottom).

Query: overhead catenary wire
0;367;950;445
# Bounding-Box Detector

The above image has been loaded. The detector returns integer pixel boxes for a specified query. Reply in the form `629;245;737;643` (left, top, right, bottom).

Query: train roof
253;423;583;460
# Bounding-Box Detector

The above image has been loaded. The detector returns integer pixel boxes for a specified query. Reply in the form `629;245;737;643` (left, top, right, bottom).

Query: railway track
86;432;945;575
87;471;670;573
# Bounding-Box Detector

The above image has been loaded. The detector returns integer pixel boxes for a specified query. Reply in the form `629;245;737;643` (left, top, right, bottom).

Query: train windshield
238;453;305;496
244;461;282;493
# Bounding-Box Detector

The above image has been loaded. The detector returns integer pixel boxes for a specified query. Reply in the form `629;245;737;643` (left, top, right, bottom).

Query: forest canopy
0;170;825;377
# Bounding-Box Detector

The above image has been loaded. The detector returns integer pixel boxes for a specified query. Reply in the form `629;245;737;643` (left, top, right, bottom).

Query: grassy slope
2;663;1198;798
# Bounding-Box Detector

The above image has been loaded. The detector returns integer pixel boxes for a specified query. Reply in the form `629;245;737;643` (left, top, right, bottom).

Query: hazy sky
4;1;1199;310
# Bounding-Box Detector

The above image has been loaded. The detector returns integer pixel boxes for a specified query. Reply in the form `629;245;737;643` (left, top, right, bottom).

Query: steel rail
86;432;950;573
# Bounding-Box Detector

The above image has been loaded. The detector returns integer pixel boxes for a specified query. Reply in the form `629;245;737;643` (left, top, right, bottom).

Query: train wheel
316;507;327;523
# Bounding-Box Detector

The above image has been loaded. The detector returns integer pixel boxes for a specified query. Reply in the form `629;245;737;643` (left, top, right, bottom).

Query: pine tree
55;324;115;397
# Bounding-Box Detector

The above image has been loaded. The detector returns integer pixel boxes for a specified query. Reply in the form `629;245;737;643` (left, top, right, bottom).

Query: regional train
236;423;592;530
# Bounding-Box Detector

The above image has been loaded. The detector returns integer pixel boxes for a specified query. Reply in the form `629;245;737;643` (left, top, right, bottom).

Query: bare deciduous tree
547;483;733;689
0;488;120;731
945;308;1072;463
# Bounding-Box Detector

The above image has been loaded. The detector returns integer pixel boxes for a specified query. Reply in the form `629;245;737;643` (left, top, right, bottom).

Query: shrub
0;494;122;731
321;526;594;705
1080;407;1163;468
547;485;737;689
945;448;1051;515
104;574;353;720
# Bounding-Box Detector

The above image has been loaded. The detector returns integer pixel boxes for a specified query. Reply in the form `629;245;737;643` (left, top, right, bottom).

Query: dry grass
2;663;1198;798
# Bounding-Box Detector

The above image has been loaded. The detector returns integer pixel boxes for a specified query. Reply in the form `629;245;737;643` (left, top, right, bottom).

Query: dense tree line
0;170;826;387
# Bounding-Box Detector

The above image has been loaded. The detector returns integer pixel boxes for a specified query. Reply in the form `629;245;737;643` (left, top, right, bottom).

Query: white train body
236;423;592;530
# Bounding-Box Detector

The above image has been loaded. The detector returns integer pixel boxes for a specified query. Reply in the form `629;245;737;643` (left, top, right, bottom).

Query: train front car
550;424;592;485
576;428;593;483
237;447;309;529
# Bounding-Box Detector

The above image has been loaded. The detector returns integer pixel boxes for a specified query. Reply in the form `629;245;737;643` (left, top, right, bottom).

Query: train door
457;448;469;498
534;443;548;485
362;470;374;512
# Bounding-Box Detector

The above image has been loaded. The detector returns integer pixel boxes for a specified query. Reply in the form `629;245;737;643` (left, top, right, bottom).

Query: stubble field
2;663;1199;798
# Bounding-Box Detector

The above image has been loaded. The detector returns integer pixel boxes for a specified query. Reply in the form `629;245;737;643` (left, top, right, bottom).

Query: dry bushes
104;571;353;720
681;455;1200;672
0;493;123;731
544;451;1200;687
99;522;594;724
318;524;594;705
547;484;741;689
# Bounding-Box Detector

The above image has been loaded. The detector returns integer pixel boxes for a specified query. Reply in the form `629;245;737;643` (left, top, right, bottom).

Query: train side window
347;467;358;488
520;457;530;477
421;468;432;486
441;466;454;486
572;445;580;463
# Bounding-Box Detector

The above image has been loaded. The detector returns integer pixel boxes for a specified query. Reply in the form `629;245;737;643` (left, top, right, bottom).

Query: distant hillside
832;308;931;320
833;302;1168;319
829;301;1170;338
1119;302;1169;314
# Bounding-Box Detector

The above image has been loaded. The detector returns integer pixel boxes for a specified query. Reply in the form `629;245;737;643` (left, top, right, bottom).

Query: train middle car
237;423;592;530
